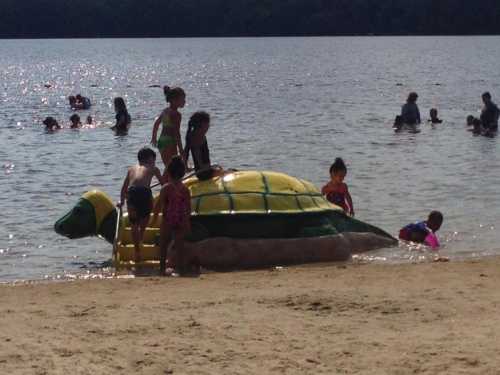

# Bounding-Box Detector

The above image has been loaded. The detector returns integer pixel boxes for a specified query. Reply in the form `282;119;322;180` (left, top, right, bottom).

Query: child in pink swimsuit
154;156;191;275
321;158;354;216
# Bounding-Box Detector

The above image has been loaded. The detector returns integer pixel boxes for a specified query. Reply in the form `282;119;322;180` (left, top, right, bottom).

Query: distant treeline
1;0;500;38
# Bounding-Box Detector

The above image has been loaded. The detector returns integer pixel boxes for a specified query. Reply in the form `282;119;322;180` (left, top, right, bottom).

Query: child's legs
173;224;189;272
159;221;173;274
161;145;177;176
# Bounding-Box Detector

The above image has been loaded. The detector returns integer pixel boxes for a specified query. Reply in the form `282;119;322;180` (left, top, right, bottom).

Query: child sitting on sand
119;147;163;263
428;108;443;124
399;211;443;250
154;156;192;276
321;158;354;216
70;114;81;129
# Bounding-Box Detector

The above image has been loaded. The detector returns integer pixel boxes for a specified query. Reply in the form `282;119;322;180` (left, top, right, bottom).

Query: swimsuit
127;186;153;223
322;183;351;214
398;221;439;249
157;113;177;151
165;184;190;228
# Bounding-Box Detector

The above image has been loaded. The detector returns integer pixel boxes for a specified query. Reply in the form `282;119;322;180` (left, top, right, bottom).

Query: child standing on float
151;86;186;177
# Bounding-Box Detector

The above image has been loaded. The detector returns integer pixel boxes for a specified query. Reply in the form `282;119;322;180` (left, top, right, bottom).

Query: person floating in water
480;92;499;136
151;86;186;176
184;111;214;180
111;97;131;135
118;147;163;264
69;114;81;129
86;115;93;125
428;108;442;124
399;211;443;250
321;158;354;216
154;156;192;276
400;92;421;131
42;117;61;132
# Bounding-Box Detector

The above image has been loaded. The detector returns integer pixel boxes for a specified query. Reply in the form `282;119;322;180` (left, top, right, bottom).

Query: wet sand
1;258;500;374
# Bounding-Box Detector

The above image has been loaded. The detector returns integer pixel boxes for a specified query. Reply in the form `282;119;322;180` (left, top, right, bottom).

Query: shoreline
1;257;500;374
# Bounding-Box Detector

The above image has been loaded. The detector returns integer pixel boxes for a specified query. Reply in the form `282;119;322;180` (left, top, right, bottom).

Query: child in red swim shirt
321;158;354;216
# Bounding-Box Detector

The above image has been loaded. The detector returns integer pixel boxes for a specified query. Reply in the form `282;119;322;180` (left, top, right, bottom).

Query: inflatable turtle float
54;170;396;269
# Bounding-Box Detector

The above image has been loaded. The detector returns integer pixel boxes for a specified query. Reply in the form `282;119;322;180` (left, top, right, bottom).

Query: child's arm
321;182;331;196
345;185;354;216
153;166;164;186
118;170;130;207
150;113;162;146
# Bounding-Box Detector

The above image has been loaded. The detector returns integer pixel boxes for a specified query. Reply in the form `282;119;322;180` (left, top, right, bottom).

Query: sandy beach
1;258;500;374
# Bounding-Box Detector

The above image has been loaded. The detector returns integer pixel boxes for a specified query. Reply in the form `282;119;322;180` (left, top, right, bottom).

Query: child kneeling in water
119;147;163;263
321;158;354;216
155;156;192;275
399;211;443;250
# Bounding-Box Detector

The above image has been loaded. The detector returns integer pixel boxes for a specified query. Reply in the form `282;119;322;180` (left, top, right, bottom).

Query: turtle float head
54;190;117;243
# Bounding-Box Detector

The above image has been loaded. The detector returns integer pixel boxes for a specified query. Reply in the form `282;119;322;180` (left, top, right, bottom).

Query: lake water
1;37;500;281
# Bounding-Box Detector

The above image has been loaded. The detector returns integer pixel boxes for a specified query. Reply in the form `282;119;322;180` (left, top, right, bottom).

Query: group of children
114;85;452;276
320;157;444;250
42;114;93;131
118;85;214;276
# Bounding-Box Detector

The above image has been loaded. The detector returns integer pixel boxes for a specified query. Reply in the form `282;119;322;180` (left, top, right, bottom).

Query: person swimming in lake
70;114;81;129
111;97;131;135
86;115;93;125
321;158;354;216
69;94;91;110
154;156;192;276
428;108;442;124
42;117;61;132
399;211;443;250
401;92;421;130
480;92;499;136
119;147;163;264
184;111;214;180
151;86;186;176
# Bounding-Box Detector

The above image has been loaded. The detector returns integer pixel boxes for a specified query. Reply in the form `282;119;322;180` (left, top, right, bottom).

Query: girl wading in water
151;86;186;177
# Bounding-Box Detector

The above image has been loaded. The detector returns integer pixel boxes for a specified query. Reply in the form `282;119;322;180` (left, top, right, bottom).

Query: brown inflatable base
187;233;396;270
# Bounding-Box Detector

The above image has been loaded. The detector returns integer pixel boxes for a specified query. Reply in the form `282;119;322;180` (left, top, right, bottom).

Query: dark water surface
1;37;500;281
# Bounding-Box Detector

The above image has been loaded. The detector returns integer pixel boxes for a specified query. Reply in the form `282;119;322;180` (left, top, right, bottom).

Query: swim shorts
127;186;153;223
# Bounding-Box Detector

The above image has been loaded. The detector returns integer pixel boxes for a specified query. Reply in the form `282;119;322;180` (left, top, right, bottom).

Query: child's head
76;94;83;101
188;111;210;130
427;211;443;232
329;158;347;182
167;155;186;181
86;115;92;124
43;116;57;129
164;86;186;108
407;92;418;103
70;114;80;124
137;147;156;166
466;115;474;126
429;108;438;118
114;97;127;113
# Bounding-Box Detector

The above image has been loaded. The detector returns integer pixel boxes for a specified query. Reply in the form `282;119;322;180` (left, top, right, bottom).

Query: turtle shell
184;171;342;216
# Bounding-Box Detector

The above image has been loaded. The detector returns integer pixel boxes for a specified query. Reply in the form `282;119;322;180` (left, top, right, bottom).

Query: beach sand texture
1;259;500;374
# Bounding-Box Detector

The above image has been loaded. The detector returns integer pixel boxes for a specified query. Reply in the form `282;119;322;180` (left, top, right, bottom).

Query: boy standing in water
119;147;163;263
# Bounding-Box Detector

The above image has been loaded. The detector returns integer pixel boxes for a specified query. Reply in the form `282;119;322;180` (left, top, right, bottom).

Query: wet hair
43;116;55;126
167;155;186;180
68;96;76;104
137;147;156;163
466;115;474;125
482;92;491;100
70;114;80;123
429;108;438;117
188;111;210;130
76;94;83;100
427;211;443;231
407;92;418;103
114;97;127;113
163;86;185;103
329;158;347;175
